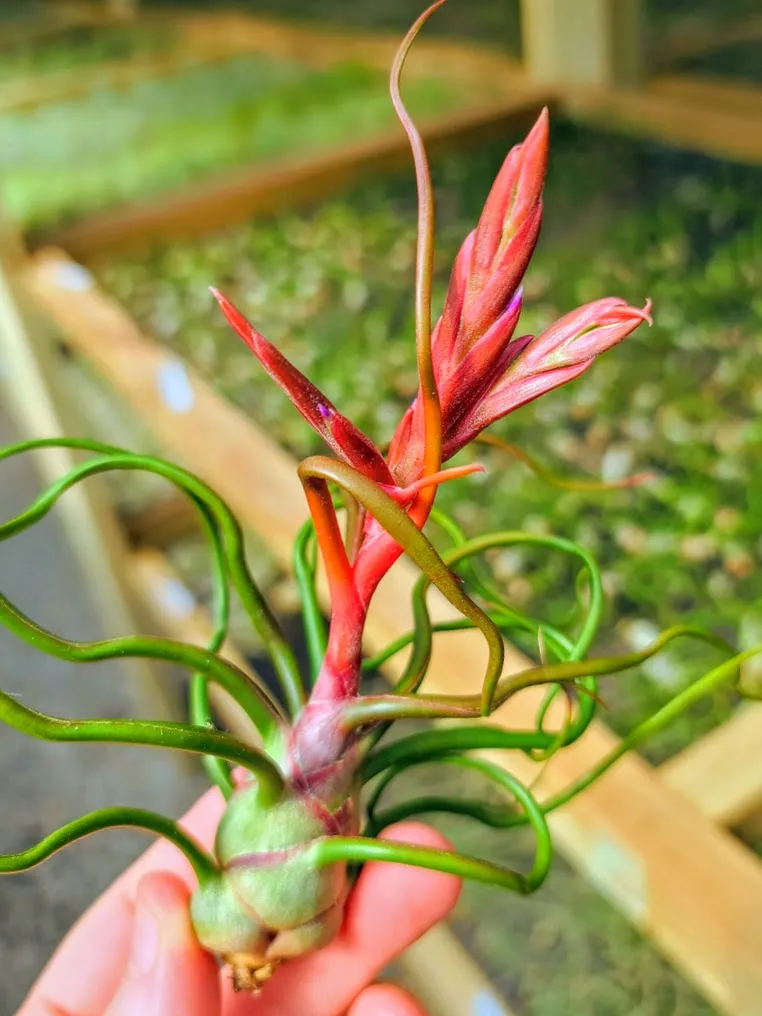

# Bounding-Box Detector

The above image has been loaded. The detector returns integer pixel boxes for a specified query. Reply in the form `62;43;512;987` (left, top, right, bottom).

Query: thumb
105;872;220;1016
348;984;428;1015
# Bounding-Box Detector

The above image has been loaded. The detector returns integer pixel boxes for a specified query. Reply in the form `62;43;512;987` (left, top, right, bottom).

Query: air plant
1;0;759;996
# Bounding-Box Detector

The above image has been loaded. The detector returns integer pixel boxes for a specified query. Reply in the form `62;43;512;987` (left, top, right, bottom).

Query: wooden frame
4;4;762;1013
520;0;644;88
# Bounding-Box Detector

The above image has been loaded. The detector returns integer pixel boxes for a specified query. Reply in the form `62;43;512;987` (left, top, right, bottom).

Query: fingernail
126;893;161;977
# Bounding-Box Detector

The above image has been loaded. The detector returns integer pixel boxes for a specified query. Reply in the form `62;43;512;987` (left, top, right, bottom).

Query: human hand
17;785;460;1016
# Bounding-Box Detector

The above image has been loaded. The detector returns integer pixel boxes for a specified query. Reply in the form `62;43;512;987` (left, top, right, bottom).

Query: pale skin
16;786;461;1016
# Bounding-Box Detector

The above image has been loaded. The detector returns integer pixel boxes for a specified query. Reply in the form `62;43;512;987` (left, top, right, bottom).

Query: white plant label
472;992;510;1016
156;358;196;414
157;576;197;619
52;262;94;292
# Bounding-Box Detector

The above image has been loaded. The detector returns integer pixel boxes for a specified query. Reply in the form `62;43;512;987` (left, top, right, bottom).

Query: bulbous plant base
226;953;281;993
191;778;359;989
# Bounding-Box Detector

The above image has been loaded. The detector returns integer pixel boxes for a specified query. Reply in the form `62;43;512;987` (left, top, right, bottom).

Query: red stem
390;0;445;523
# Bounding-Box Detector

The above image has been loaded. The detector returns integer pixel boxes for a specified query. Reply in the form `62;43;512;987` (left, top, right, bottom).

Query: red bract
211;288;393;486
459;296;653;448
213;107;651;707
387;110;651;483
215;109;649;521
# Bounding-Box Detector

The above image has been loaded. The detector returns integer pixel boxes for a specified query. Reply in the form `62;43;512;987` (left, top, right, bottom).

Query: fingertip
348;983;428;1016
105;871;219;1016
18;788;227;1016
378;820;452;849
135;868;192;911
19;893;135;1016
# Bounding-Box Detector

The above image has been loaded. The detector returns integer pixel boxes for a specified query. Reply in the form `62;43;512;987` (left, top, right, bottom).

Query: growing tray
2;9;534;235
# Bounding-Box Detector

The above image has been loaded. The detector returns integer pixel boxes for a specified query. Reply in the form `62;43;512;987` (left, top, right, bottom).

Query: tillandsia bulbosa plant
2;0;761;995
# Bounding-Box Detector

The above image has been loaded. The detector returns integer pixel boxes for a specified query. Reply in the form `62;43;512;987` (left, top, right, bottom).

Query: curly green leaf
0;807;217;882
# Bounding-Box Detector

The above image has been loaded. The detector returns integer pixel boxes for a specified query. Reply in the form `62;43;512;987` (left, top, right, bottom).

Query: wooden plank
661;704;762;827
395;925;516;1016
125;547;261;744
520;0;644;88
652;14;762;68
562;78;762;167
31;88;554;260
0;224;176;722
170;12;523;86
126;545;516;1016
649;74;762;122
104;0;138;17
25;247;762;1016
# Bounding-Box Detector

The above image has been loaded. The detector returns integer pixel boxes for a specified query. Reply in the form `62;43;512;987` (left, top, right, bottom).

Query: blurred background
1;1;761;1014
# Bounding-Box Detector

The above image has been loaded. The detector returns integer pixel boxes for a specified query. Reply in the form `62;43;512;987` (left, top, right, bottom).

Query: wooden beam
105;0;138;18
652;14;762;68
125;545;516;1016
0;225;176;721
31;89;554;260
520;0;644;88
25;247;762;1016
396;925;516;1016
649;74;762;122
562;76;762;167
660;704;762;827
169;12;523;85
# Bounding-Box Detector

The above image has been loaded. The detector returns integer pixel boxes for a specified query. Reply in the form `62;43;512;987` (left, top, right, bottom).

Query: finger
19;786;227;1016
105;872;220;1016
224;822;460;1016
347;984;428;1016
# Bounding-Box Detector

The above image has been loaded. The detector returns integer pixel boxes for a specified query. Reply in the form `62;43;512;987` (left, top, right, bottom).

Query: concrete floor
0;405;206;1013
